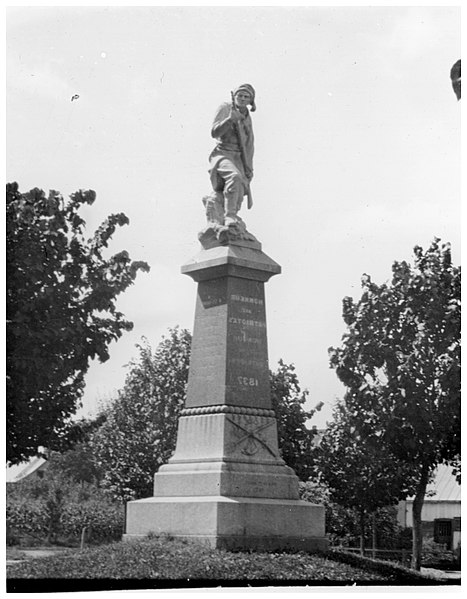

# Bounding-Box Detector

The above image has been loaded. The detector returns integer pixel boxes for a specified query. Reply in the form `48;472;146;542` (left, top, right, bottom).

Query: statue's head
233;84;256;112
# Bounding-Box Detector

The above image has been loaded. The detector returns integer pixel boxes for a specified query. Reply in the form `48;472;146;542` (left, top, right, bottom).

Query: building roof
422;464;460;502
6;456;47;483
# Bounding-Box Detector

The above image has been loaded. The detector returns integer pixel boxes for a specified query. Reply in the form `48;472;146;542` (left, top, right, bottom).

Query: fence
337;547;412;566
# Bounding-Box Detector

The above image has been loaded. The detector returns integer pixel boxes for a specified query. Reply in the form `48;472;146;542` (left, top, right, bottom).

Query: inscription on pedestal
184;278;228;408
184;248;278;410
226;279;270;408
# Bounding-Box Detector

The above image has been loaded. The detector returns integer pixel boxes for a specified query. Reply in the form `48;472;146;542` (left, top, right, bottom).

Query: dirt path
421;567;461;581
6;547;76;566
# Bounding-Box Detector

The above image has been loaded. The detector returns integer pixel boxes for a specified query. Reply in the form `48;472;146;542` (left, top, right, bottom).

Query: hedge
60;501;124;543
7;497;124;545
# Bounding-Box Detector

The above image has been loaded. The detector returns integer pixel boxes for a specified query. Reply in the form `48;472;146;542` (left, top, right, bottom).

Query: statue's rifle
231;92;253;209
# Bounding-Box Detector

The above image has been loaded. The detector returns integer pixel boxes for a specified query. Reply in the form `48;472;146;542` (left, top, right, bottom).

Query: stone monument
124;85;328;551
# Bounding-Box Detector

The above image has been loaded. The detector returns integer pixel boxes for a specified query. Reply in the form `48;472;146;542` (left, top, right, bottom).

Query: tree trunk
359;508;366;556
411;464;430;570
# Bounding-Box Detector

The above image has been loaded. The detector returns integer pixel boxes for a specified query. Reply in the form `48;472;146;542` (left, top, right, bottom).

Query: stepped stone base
152;459;300;500
124;495;328;552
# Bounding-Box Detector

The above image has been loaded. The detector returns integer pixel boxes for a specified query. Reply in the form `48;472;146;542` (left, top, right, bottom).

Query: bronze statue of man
205;84;256;228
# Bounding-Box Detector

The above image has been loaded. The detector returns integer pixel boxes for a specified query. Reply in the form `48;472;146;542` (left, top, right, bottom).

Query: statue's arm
211;103;234;139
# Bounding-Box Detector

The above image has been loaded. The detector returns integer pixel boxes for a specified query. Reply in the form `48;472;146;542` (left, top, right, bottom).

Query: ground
5;538;461;589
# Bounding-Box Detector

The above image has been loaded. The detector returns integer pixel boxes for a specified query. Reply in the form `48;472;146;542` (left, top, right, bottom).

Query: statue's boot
224;196;239;226
224;189;244;227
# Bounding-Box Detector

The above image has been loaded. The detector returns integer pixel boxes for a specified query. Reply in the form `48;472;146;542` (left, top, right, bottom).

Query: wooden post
371;512;377;559
359;508;365;556
80;526;87;550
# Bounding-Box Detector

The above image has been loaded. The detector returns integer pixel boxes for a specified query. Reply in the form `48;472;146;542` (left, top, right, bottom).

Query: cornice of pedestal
181;405;276;417
181;243;281;283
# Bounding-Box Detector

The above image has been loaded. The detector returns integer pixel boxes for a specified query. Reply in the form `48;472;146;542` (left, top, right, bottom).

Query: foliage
329;239;460;471
299;481;359;544
6;413;121;547
60;501;124;544
369;508;411;551
55;414;108;454
32;415;110;487
450;59;461;100
299;481;406;550
7;496;123;547
7;471;122;546
421;539;460;569
328;239;460;569
91;328;192;501
6;182;150;465
46;442;105;486
298;480;329;504
7;470;81;544
6;499;50;545
316;403;414;512
270;360;322;481
6;537;430;583
313;400;415;549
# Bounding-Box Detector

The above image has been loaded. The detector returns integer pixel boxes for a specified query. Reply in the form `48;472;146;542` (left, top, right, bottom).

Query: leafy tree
91;327;192;501
47;415;109;486
6;183;150;465
270;360;322;481
47;444;104;487
57;413;108;452
328;239;460;569
314;401;414;553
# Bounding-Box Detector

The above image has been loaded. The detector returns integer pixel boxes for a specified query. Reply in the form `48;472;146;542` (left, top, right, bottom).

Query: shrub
299;482;407;550
421;539;460;569
7;495;124;546
60;500;125;544
6;498;49;544
7;472;124;546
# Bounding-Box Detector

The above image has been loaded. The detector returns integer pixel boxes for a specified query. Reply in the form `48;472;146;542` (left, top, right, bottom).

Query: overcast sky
6;5;461;428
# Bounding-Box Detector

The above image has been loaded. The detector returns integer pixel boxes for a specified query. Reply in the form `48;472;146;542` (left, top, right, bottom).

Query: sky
6;4;461;429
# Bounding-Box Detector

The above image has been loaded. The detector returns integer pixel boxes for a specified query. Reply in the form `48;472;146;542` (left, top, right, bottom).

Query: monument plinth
124;238;328;551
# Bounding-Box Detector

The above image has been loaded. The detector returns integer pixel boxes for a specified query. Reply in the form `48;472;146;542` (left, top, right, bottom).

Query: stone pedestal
124;239;328;552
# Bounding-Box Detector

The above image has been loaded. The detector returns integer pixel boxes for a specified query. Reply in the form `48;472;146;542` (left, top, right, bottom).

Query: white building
397;464;461;550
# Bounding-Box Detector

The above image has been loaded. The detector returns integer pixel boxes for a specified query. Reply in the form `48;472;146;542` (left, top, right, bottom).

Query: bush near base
6;498;124;546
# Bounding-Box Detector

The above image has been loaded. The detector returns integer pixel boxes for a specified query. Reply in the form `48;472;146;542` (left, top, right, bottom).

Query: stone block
124;495;328;552
153;411;300;499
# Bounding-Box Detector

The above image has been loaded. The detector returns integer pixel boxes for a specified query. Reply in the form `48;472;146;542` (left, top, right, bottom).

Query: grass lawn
6;536;448;591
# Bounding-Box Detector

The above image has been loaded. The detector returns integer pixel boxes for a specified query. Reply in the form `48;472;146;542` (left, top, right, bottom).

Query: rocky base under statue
199;191;259;249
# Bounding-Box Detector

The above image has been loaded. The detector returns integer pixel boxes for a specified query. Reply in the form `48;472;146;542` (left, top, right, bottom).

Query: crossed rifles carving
226;416;277;457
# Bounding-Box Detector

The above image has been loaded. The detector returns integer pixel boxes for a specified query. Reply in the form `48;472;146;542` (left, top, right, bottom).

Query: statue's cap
233;84;256;111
